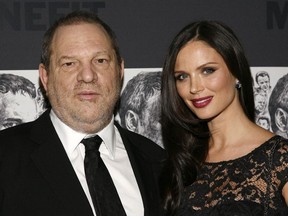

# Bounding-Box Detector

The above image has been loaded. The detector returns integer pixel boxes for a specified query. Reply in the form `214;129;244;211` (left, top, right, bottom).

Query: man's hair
268;73;288;132
118;71;161;126
256;115;270;124
40;10;121;69
255;71;270;84
0;73;36;98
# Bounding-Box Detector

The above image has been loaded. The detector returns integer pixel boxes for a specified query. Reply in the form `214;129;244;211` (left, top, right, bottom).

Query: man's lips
77;91;100;100
191;96;213;108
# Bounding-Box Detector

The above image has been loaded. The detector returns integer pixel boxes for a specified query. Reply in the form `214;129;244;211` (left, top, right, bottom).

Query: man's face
40;23;123;133
0;92;37;130
258;118;270;130
257;75;270;92
138;94;162;147
255;94;266;113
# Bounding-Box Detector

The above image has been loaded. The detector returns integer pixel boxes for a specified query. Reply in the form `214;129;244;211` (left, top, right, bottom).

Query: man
0;73;38;130
268;73;288;138
254;70;271;97
256;115;271;131
118;71;163;147
0;11;165;216
254;92;268;117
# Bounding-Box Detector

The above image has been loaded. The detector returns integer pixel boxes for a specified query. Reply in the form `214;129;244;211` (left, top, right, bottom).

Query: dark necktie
82;135;127;216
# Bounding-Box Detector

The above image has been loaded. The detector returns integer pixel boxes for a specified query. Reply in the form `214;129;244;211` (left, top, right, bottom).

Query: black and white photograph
251;67;288;137
117;69;162;147
1;67;287;145
0;71;46;130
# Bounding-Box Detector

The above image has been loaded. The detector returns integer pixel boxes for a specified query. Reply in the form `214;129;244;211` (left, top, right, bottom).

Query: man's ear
39;63;49;92
275;108;288;132
124;110;139;132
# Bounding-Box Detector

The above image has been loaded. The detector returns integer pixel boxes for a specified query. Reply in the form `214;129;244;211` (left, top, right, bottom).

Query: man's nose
77;63;97;83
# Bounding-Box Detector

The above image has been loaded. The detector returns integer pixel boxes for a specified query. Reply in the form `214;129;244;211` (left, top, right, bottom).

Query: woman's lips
191;96;213;108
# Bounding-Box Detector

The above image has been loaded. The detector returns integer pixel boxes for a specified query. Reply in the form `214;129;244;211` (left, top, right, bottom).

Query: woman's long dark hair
160;21;255;215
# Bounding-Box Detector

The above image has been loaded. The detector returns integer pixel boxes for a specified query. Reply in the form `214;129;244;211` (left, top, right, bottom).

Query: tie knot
82;135;103;151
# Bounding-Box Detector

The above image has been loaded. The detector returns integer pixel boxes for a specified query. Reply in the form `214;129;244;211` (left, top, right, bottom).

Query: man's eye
63;62;74;67
2;120;21;129
94;58;110;69
97;59;108;64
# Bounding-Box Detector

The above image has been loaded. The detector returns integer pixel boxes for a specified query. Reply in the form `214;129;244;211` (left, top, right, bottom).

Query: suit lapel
29;111;94;216
116;123;162;216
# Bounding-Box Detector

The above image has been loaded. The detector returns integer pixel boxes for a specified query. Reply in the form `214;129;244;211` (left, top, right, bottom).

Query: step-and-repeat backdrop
0;0;287;147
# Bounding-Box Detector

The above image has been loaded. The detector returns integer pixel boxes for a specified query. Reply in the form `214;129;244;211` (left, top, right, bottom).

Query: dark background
0;0;287;70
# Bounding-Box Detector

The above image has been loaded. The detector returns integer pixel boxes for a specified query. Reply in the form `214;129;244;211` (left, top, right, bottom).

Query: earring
235;81;242;89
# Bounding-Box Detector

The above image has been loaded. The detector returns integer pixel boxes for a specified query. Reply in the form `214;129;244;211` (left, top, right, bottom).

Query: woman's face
174;40;238;120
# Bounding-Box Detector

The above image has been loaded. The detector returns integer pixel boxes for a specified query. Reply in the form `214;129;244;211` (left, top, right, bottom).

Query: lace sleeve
272;136;288;190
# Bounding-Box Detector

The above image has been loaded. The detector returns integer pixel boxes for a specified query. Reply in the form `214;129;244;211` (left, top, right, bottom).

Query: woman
160;21;288;216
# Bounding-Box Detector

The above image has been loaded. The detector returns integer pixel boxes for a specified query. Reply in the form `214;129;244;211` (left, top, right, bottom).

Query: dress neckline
203;135;279;165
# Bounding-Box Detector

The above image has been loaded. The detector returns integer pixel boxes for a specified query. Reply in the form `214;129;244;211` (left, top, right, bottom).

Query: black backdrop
0;0;287;70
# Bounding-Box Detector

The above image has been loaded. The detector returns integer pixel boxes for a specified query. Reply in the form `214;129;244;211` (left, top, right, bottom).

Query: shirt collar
93;117;116;159
49;110;116;159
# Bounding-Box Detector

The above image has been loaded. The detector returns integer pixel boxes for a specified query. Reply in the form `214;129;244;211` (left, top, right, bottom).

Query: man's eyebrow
58;51;111;60
57;56;75;64
59;56;75;60
94;51;109;55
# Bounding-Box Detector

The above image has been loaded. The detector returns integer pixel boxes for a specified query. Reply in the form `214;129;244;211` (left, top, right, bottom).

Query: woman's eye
203;67;215;74
175;73;188;81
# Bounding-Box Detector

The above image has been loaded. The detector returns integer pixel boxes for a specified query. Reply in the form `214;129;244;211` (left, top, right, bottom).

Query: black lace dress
177;136;288;216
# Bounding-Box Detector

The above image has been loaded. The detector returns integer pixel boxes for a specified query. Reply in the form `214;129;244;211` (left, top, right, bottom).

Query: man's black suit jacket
0;110;166;216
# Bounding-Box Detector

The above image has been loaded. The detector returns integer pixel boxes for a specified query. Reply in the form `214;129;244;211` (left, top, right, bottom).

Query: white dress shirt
50;110;144;216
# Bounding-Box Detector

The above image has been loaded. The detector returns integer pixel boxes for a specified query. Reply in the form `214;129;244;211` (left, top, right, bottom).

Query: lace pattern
178;136;288;216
